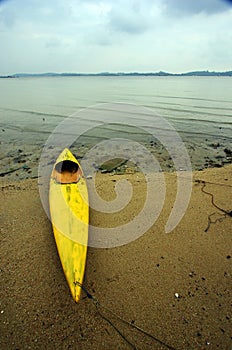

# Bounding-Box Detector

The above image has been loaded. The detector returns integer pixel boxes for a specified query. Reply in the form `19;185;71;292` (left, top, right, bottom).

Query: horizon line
1;69;232;78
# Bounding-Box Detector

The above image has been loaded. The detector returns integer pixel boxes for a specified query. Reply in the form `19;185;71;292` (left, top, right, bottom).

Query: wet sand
0;165;232;350
0;137;232;182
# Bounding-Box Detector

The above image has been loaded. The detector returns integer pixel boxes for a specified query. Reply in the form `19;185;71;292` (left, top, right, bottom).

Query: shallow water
0;76;231;178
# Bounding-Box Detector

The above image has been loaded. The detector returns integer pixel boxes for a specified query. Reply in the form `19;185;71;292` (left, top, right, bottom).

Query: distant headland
0;70;232;78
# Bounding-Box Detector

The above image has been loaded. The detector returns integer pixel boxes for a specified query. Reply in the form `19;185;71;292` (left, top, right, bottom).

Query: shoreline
1;164;232;349
0;139;231;182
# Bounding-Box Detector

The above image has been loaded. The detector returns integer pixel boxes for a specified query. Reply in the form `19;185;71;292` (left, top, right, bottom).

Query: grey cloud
109;14;148;34
0;0;11;4
93;34;112;46
0;0;72;28
45;38;62;48
164;0;231;16
0;0;17;28
108;2;150;35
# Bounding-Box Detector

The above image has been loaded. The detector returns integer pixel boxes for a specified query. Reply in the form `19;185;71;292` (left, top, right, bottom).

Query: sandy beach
0;164;231;350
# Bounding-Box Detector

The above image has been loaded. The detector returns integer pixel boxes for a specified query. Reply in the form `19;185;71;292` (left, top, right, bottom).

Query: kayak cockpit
52;160;83;184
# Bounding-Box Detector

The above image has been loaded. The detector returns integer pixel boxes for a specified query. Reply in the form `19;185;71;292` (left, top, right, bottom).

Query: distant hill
1;70;232;78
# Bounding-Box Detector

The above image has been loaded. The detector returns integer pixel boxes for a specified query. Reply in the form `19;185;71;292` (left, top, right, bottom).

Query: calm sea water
0;76;231;176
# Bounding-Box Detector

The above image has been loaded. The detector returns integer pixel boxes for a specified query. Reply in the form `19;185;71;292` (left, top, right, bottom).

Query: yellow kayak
49;148;89;302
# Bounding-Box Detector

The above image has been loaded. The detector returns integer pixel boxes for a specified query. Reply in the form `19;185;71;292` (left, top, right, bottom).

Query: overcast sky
0;0;231;74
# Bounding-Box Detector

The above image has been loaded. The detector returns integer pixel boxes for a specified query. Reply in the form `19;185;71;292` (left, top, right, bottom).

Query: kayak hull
49;148;89;302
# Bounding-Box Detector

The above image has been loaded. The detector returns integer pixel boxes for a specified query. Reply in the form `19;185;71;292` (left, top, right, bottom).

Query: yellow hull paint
49;149;89;302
